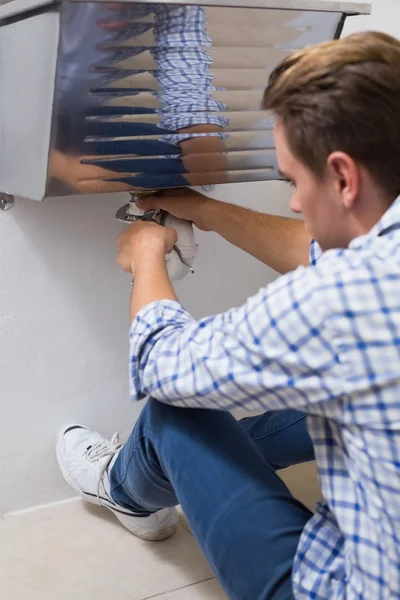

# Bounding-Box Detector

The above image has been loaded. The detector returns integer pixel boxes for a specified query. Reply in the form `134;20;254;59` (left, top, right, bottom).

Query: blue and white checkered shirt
129;196;400;599
144;5;229;142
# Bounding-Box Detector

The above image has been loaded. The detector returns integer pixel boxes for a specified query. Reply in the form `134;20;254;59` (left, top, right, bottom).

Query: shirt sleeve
129;264;345;413
152;5;229;143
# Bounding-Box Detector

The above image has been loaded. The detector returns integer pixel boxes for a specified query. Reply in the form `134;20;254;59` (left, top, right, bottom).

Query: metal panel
0;0;370;199
0;0;371;22
46;2;345;196
0;10;59;199
67;0;371;12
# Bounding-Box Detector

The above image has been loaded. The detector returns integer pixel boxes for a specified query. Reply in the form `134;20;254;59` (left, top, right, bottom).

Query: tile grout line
2;495;80;518
139;577;217;600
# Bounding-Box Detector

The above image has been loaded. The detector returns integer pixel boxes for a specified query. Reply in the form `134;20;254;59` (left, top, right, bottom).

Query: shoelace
84;433;122;506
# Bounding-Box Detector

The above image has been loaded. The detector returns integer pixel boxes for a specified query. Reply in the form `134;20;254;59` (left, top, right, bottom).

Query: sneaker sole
116;510;179;542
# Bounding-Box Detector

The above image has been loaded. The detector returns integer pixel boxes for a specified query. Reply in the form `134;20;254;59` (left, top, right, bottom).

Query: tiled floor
1;463;320;600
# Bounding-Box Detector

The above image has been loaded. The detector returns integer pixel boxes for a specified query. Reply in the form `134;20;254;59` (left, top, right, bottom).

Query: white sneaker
56;425;178;541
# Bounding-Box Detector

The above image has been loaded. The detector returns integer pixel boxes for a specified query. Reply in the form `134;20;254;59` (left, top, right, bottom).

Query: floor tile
147;578;227;599
279;462;321;512
0;500;214;600
176;506;192;535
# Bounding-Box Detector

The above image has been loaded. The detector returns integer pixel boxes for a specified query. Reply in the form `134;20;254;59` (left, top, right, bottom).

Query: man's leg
110;400;313;600
239;409;314;470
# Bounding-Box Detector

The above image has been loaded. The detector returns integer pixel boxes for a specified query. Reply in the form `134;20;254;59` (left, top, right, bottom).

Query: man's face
274;120;348;251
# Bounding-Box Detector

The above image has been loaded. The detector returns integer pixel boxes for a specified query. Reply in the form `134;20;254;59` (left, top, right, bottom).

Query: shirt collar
349;195;400;250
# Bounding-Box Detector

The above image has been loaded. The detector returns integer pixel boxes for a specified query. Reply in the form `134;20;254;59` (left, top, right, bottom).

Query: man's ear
327;152;359;209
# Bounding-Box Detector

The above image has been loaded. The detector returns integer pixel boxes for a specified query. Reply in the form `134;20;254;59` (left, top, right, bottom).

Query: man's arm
136;190;312;275
118;222;343;413
117;221;177;321
128;254;344;413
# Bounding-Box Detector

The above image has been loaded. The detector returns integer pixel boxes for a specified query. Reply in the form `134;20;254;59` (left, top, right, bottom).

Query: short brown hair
263;31;400;198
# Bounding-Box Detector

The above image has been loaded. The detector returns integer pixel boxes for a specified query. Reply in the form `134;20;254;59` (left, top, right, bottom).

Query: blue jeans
110;399;314;600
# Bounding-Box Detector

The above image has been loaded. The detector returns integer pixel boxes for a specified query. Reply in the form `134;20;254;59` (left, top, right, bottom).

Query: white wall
1;0;399;515
341;0;399;38
0;182;293;514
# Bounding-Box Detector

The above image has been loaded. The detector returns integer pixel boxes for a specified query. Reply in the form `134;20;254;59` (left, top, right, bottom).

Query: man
56;31;400;599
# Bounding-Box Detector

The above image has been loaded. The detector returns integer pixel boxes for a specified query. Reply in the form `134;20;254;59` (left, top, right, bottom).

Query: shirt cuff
129;300;194;401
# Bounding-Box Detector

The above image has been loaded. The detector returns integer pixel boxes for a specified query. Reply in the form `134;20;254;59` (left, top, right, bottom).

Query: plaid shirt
142;4;229;142
129;196;400;599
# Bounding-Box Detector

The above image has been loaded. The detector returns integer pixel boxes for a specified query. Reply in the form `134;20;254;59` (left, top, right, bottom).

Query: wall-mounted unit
0;0;371;200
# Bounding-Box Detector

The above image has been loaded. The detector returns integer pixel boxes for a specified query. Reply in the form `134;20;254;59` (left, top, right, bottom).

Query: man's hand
117;221;178;274
136;189;215;231
137;188;311;275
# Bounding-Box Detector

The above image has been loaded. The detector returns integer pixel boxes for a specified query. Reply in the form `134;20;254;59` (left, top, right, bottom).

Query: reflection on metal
0;0;371;201
0;194;15;211
47;2;342;196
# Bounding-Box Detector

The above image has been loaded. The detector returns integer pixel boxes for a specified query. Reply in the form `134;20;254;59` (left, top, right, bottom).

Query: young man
57;31;400;599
